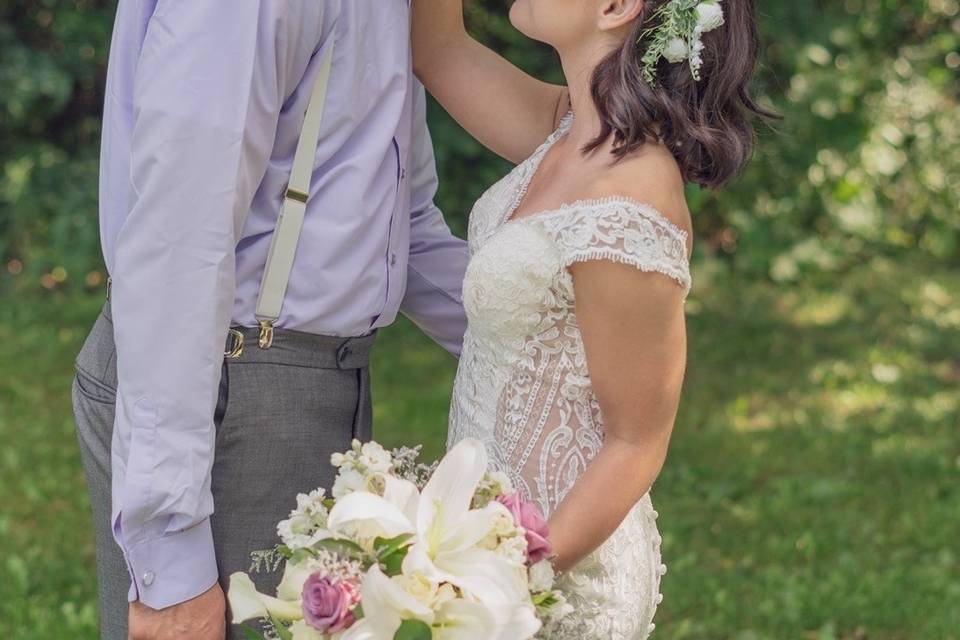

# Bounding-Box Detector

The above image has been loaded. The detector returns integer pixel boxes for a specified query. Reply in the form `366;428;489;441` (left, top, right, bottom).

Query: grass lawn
1;256;958;639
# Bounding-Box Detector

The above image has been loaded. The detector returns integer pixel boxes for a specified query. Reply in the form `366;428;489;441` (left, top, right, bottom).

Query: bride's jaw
509;0;607;49
508;0;642;52
509;0;643;147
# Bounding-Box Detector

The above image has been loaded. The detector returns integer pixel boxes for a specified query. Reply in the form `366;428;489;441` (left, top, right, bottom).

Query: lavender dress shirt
99;0;468;609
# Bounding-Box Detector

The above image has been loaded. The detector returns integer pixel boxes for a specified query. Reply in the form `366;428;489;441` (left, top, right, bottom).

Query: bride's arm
411;0;567;164
547;261;688;572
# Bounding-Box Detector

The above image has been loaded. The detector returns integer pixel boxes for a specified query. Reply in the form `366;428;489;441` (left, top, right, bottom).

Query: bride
412;0;769;637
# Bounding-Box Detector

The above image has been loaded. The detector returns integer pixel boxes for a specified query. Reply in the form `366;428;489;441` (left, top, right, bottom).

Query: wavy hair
585;0;778;188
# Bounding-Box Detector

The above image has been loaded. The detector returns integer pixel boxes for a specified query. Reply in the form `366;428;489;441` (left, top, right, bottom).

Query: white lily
402;439;528;607
227;572;303;624
326;438;528;608
433;598;541;640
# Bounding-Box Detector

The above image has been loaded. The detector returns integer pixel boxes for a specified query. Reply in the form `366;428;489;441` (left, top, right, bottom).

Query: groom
72;2;468;639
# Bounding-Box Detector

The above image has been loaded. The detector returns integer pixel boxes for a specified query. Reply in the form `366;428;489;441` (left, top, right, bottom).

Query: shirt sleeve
109;1;311;609
400;83;470;358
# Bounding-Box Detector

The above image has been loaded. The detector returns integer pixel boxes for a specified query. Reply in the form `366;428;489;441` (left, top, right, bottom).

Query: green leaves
240;625;266;640
375;533;414;576
393;619;433;640
269;615;294;640
638;0;701;84
531;591;559;608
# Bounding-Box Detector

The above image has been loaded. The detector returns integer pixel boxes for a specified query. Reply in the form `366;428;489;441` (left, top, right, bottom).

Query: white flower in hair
696;0;725;33
639;0;726;84
663;37;690;63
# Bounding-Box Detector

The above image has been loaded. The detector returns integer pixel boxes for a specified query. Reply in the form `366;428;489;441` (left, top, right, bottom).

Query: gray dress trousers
72;298;375;639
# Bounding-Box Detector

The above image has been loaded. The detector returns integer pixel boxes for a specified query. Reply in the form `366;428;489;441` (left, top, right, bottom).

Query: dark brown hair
585;0;777;188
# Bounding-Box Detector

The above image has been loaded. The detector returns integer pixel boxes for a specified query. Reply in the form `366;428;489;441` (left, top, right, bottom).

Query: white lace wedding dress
446;114;692;639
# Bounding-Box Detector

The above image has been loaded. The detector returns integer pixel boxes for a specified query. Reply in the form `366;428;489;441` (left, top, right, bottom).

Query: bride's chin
508;0;533;38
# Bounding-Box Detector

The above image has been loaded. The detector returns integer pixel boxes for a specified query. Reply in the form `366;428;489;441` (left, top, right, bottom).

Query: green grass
1;256;958;639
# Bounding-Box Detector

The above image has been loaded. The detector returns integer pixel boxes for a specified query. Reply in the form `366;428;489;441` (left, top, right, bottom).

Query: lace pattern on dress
448;112;686;639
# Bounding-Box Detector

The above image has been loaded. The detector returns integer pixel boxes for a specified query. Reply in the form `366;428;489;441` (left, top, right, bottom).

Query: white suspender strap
253;40;336;349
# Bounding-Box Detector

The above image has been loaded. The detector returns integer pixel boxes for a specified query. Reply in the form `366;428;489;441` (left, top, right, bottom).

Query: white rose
528;559;555;593
696;1;725;33
332;468;365;498
398;573;440;607
662;37;689;63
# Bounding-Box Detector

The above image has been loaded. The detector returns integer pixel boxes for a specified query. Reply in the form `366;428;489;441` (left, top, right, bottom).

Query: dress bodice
448;113;691;516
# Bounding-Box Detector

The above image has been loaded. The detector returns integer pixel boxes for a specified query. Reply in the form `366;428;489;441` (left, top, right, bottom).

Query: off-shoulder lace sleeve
540;197;692;297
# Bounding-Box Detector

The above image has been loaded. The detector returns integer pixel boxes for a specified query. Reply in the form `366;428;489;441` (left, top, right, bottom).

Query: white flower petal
382;475;421;526
227;573;303;624
276;560;314;602
438;501;504;554
290;620;324;640
696;1;725;32
419;438;488;536
433;599;541;640
336;619;377;640
360;565;435;638
663;37;689;63
434;547;528;605
528;559;555;593
494;603;542;640
327;491;416;539
433;599;497;640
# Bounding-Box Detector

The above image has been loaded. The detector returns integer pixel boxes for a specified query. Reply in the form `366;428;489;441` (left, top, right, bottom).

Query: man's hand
128;582;226;640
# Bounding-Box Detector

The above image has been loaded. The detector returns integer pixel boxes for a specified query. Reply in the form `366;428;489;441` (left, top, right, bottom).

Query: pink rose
301;574;360;634
496;492;553;564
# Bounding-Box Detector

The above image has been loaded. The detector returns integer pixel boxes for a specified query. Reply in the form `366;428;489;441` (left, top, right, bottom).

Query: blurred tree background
1;1;958;638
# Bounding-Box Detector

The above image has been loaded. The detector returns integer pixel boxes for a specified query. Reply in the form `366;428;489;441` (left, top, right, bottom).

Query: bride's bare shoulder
590;144;693;245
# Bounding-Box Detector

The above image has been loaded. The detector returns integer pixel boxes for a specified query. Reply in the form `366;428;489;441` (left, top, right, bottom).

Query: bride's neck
558;39;617;150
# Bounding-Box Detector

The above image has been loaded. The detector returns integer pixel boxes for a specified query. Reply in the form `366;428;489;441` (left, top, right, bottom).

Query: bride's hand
410;0;567;165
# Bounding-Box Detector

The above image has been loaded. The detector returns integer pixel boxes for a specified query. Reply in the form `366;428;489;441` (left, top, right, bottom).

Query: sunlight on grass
2;257;958;639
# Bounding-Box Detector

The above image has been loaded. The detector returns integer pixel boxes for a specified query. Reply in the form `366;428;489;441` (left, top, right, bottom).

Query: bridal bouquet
227;438;571;639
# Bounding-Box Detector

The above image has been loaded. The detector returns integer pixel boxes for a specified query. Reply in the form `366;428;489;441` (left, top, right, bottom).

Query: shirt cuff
124;518;219;609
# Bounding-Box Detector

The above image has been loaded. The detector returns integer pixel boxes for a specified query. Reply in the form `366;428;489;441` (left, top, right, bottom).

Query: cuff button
142;571;155;587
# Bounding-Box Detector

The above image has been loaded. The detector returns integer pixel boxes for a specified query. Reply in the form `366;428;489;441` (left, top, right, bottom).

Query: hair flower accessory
639;0;725;85
695;1;725;32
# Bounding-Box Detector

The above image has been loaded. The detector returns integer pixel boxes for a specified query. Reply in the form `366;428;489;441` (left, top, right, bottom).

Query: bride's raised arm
411;0;568;164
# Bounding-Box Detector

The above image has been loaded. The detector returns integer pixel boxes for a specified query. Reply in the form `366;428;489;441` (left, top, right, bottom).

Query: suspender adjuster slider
285;187;309;204
258;320;275;350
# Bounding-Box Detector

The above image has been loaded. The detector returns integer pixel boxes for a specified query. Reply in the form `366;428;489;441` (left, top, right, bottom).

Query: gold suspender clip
285;187;308;204
258;319;275;350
